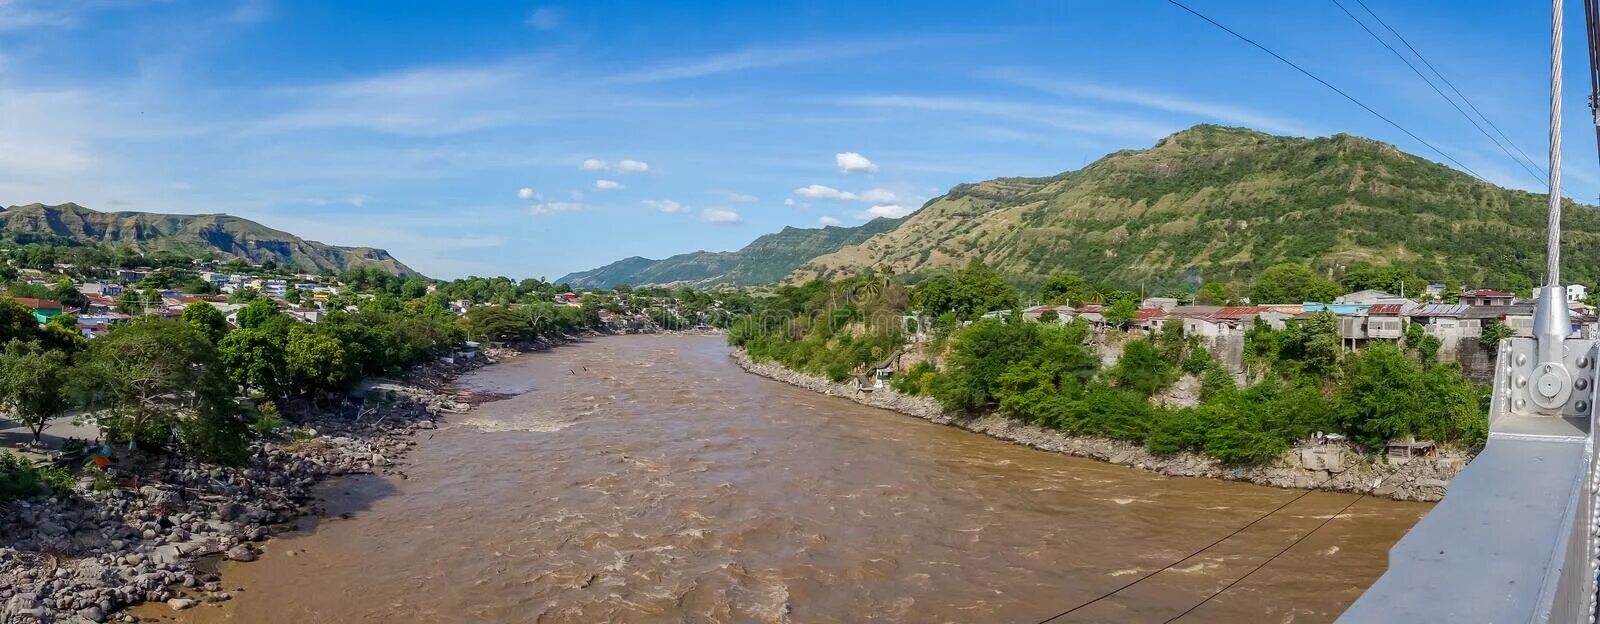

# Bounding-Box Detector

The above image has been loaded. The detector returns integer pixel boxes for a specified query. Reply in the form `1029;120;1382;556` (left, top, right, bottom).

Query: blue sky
0;0;1595;279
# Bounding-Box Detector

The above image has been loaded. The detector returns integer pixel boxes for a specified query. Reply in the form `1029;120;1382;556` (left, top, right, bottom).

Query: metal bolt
1517;376;1528;388
1581;356;1592;368
1516;398;1527;410
1578;400;1590;413
1579;378;1592;391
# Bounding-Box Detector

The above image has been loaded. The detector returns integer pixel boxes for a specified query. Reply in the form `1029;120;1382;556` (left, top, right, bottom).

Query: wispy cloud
986;69;1316;137
642;199;686;213
701;207;741;223
607;39;931;84
525;6;561;31
834;95;1174;139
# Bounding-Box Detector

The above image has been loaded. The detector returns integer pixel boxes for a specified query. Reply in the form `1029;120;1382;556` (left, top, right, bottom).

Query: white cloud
594;179;623;190
530;201;586;216
836;151;878;173
857;188;897;203
701;207;741;223
715;190;757;202
517;187;536;200
580;158;607;171
819;216;843;226
794;184;855;201
642;199;686;213
783;198;795;207
525;6;561;31
855;204;912;219
616;159;650;173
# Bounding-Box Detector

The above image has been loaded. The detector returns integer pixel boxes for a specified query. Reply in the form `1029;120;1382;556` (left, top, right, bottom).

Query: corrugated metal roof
1368;303;1405;316
1214;306;1266;319
1412;303;1471;317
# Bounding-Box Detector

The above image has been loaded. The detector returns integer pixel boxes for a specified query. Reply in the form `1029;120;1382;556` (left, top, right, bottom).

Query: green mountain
793;124;1598;291
558;218;904;288
0;202;417;276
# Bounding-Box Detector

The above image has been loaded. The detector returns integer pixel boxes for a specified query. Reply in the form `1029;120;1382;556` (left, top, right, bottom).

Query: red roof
1368;303;1405;316
12;297;62;310
1077;304;1104;313
1466;289;1513;298
1213;306;1266;320
1135;308;1167;321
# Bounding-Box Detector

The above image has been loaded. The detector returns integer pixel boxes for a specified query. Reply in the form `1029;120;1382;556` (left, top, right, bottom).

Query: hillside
559;217;903;288
0;203;417;275
792;125;1600;291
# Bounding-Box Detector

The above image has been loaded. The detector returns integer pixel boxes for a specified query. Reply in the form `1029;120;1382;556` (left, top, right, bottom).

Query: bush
889;362;936;395
0;452;46;500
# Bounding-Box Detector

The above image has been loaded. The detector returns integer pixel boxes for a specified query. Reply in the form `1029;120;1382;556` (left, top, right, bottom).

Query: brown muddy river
147;335;1427;623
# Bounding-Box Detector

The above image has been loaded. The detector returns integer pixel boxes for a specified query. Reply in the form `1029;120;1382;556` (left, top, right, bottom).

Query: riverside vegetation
0;267;747;622
729;262;1488;469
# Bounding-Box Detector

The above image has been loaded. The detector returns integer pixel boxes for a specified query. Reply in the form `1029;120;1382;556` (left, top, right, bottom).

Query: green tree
0;341;69;443
1104;298;1137;327
1109;338;1175;395
286;328;348;402
219;328;288;400
1194;282;1237;305
1480;320;1516;349
181;301;230;343
1039;273;1092;306
72;319;220;449
1441;280;1462;304
1249;263;1341;304
235;298;285;331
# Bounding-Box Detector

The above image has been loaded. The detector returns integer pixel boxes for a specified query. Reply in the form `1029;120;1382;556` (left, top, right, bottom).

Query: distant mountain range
557;217;903;288
0;203;416;276
568;124;1600;292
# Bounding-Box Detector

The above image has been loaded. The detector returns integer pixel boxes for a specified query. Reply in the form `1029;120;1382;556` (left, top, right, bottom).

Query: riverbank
0;341;537;624
732;350;1465;502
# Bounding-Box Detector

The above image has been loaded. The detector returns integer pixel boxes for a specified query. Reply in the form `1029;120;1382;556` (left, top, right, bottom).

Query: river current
150;334;1426;623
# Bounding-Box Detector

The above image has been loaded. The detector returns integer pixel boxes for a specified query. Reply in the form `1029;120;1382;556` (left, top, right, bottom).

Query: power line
1163;0;1492;185
1034;475;1334;624
1352;0;1549;180
1331;0;1548;188
1161;492;1367;623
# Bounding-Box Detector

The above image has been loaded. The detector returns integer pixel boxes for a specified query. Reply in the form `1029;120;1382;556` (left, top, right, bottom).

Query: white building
1568;284;1588;303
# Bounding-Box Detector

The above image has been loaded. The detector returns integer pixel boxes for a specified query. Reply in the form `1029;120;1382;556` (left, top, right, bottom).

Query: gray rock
166;598;196;611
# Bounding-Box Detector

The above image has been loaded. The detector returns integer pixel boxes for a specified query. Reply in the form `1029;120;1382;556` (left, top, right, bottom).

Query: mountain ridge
557;218;904;288
791;124;1596;291
0;202;418;276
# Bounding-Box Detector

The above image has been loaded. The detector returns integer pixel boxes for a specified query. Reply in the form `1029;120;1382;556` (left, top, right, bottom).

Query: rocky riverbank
733;351;1466;503
0;346;523;624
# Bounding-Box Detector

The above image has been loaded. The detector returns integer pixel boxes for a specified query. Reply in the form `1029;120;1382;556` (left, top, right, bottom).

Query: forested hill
0;203;417;276
558;217;902;289
792;124;1600;292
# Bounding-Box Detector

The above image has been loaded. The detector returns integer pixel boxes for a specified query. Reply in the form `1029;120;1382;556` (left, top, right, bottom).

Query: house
116;269;147;283
1335;290;1405;305
1021;305;1071;323
1363;303;1410;340
13;297;64;324
1462;303;1538;337
1569;284;1589;303
554;292;581;306
1463;289;1515;306
1140;296;1179;311
1302;302;1368;316
1134;308;1169;333
1411;303;1480;339
1424;283;1446;299
261;279;289;299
